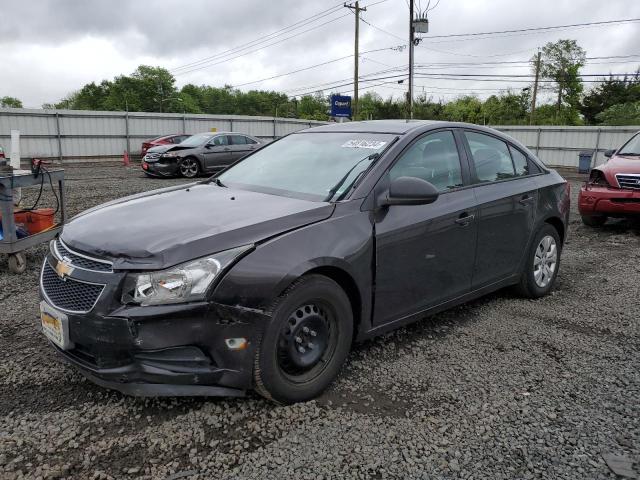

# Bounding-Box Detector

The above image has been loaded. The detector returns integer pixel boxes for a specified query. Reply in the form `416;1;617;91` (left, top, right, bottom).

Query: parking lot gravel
1;163;638;480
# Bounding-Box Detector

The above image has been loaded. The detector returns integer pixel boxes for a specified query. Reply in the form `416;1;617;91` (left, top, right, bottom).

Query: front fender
212;202;374;334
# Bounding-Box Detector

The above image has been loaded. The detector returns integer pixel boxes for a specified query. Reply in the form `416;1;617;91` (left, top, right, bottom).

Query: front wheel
254;274;353;404
179;157;200;178
515;224;561;299
581;214;607;227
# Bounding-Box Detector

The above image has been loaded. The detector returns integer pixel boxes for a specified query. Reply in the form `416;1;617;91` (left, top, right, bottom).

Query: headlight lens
162;152;180;158
122;245;251;306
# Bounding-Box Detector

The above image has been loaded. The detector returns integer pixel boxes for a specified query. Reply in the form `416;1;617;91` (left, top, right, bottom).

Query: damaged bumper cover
50;300;270;397
578;184;640;216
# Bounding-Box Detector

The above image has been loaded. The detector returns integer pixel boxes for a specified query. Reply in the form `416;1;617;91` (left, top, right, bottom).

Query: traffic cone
123;150;130;166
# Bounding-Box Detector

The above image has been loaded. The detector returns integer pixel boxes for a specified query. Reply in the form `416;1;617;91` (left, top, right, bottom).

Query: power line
170;2;345;73
422;17;640;40
174;13;352;76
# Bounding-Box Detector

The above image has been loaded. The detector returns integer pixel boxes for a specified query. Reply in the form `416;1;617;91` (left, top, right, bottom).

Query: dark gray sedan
40;120;569;404
142;131;262;178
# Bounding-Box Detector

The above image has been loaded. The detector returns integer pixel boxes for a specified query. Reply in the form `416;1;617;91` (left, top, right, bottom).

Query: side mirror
604;149;615;158
381;176;439;207
205;143;215;149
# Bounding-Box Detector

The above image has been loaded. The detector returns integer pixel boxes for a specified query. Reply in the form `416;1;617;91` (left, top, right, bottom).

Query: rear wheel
179;157;200;178
581;214;607;227
254;275;353;404
515;224;561;299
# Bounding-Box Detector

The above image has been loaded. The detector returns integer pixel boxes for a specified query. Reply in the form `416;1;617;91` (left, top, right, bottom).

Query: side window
231;135;247;145
211;135;228;146
389;130;463;192
509;145;530;176
244;136;257;144
464;131;515;182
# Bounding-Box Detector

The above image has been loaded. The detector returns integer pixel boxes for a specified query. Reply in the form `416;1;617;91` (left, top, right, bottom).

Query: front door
461;130;538;288
373;130;478;326
203;135;234;171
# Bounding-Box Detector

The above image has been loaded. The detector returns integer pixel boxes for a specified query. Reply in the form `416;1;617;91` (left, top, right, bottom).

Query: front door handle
519;195;535;206
223;147;231;151
455;213;475;226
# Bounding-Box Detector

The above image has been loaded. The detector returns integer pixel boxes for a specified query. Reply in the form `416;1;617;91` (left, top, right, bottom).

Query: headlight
162;152;180;158
121;245;251;306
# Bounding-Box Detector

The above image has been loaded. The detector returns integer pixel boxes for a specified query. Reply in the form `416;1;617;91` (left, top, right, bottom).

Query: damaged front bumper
578;184;640;216
141;158;180;177
42;271;270;396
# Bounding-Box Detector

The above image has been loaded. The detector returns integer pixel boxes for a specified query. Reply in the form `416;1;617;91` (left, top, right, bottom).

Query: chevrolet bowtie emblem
55;258;74;279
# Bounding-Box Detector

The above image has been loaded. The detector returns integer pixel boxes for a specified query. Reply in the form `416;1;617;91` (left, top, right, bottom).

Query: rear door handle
455;213;475;226
519;195;535;206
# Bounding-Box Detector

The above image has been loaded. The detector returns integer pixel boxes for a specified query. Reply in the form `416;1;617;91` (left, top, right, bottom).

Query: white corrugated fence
1;108;638;168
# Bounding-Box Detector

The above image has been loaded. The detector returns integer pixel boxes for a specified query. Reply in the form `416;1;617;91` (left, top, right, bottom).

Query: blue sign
330;95;352;118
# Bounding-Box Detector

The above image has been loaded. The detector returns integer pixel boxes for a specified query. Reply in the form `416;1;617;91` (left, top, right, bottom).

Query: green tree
481;91;530;125
442;96;483;123
580;72;640;124
537;39;586;118
596;101;640;125
1;96;23;108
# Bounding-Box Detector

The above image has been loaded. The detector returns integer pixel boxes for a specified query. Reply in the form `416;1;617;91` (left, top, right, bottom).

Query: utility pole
345;1;366;119
408;0;415;119
530;50;541;125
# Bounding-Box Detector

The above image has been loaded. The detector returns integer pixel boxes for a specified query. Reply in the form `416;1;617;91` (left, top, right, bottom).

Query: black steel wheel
254;274;353;404
179;157;200;178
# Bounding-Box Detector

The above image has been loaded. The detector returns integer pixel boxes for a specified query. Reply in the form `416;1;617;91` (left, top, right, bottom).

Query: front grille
616;174;640;190
55;239;112;272
41;262;105;313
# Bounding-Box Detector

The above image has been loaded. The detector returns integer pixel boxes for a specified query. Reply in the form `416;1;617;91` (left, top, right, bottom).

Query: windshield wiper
324;153;380;202
620;152;640;156
211;177;226;187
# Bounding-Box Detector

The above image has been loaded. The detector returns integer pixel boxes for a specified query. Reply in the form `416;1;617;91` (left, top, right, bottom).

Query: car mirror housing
604;149;615;158
381;176;439;207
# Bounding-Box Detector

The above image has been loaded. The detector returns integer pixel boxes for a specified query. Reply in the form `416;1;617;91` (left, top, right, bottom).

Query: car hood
61;183;334;270
146;144;173;154
598;155;640;185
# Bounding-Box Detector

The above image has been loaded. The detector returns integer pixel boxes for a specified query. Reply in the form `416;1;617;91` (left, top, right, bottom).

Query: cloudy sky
2;0;640;108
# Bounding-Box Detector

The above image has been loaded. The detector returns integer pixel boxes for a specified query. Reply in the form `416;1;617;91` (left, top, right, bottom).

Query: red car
579;131;640;226
140;134;190;156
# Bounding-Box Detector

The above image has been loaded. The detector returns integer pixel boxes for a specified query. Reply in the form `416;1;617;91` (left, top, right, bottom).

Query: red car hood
598;155;640;185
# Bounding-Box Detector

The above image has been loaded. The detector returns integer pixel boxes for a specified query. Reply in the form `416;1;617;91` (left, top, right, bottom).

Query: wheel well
545;216;565;244
303;266;362;340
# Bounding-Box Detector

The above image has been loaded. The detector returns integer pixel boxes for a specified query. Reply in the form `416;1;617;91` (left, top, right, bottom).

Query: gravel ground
1;164;638;480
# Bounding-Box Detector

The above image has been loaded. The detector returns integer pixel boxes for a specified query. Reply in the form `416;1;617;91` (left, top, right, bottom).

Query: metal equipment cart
0;169;65;273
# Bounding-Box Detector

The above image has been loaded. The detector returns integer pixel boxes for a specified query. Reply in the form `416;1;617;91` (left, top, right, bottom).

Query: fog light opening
225;338;248;351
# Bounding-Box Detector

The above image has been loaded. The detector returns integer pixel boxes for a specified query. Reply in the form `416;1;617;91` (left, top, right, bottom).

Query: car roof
299;119;505;135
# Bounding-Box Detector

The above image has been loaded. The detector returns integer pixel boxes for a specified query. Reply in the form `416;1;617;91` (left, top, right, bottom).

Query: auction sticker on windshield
341;139;387;149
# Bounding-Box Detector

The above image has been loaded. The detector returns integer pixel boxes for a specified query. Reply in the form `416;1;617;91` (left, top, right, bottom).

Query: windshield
217;132;396;201
179;133;214;148
618;133;640;156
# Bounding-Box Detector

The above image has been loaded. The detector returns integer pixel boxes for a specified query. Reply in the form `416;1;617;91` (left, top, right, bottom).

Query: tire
581;214;607;227
179;157;200;178
254;274;353;404
8;253;27;274
515;224;561;299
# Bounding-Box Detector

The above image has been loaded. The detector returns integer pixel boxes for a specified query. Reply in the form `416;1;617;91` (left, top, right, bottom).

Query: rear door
230;135;259;160
373;129;478;326
202;135;234;171
461;130;538;288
